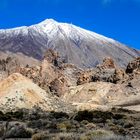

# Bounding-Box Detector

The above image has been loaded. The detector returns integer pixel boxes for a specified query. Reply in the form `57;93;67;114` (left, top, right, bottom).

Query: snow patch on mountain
0;19;139;68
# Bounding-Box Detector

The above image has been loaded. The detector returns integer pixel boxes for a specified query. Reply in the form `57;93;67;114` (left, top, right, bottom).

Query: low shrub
5;124;32;138
49;111;69;119
57;121;72;132
32;133;46;140
74;110;93;122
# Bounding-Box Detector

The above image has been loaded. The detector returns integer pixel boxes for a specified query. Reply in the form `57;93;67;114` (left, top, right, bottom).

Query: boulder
126;57;140;74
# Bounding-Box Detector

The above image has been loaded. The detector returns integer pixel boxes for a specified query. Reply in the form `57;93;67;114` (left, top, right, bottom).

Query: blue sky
0;0;140;50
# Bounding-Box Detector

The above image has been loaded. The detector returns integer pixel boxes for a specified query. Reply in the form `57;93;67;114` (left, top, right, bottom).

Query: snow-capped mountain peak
36;19;115;43
0;18;139;68
38;18;58;26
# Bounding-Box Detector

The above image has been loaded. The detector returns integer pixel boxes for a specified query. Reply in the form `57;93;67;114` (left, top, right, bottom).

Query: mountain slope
0;19;139;68
0;51;40;66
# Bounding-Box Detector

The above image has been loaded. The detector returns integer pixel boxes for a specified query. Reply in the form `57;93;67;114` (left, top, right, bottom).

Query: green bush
13;110;24;119
5;124;32;138
74;110;114;123
57;121;72;132
113;113;125;120
50;111;69;119
74;110;93;122
0;125;4;137
32;133;46;140
92;111;113;123
32;132;79;140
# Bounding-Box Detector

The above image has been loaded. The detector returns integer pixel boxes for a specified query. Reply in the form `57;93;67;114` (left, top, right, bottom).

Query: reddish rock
49;77;68;97
77;70;95;85
44;49;60;66
97;57;116;70
126;57;140;74
113;68;128;84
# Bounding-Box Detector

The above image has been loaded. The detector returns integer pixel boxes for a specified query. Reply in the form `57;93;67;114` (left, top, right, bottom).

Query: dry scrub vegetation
0;108;139;140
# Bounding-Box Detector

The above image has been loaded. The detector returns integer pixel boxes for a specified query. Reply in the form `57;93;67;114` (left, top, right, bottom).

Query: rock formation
0;50;140;112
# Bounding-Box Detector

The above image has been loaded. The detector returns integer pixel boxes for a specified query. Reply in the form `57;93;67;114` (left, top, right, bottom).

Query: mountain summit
0;19;139;68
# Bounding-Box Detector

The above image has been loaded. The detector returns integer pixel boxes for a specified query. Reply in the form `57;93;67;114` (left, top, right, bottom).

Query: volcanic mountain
0;19;139;68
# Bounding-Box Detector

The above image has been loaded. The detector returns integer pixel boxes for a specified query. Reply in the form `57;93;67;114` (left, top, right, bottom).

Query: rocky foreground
0;49;140;139
0;49;140;112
